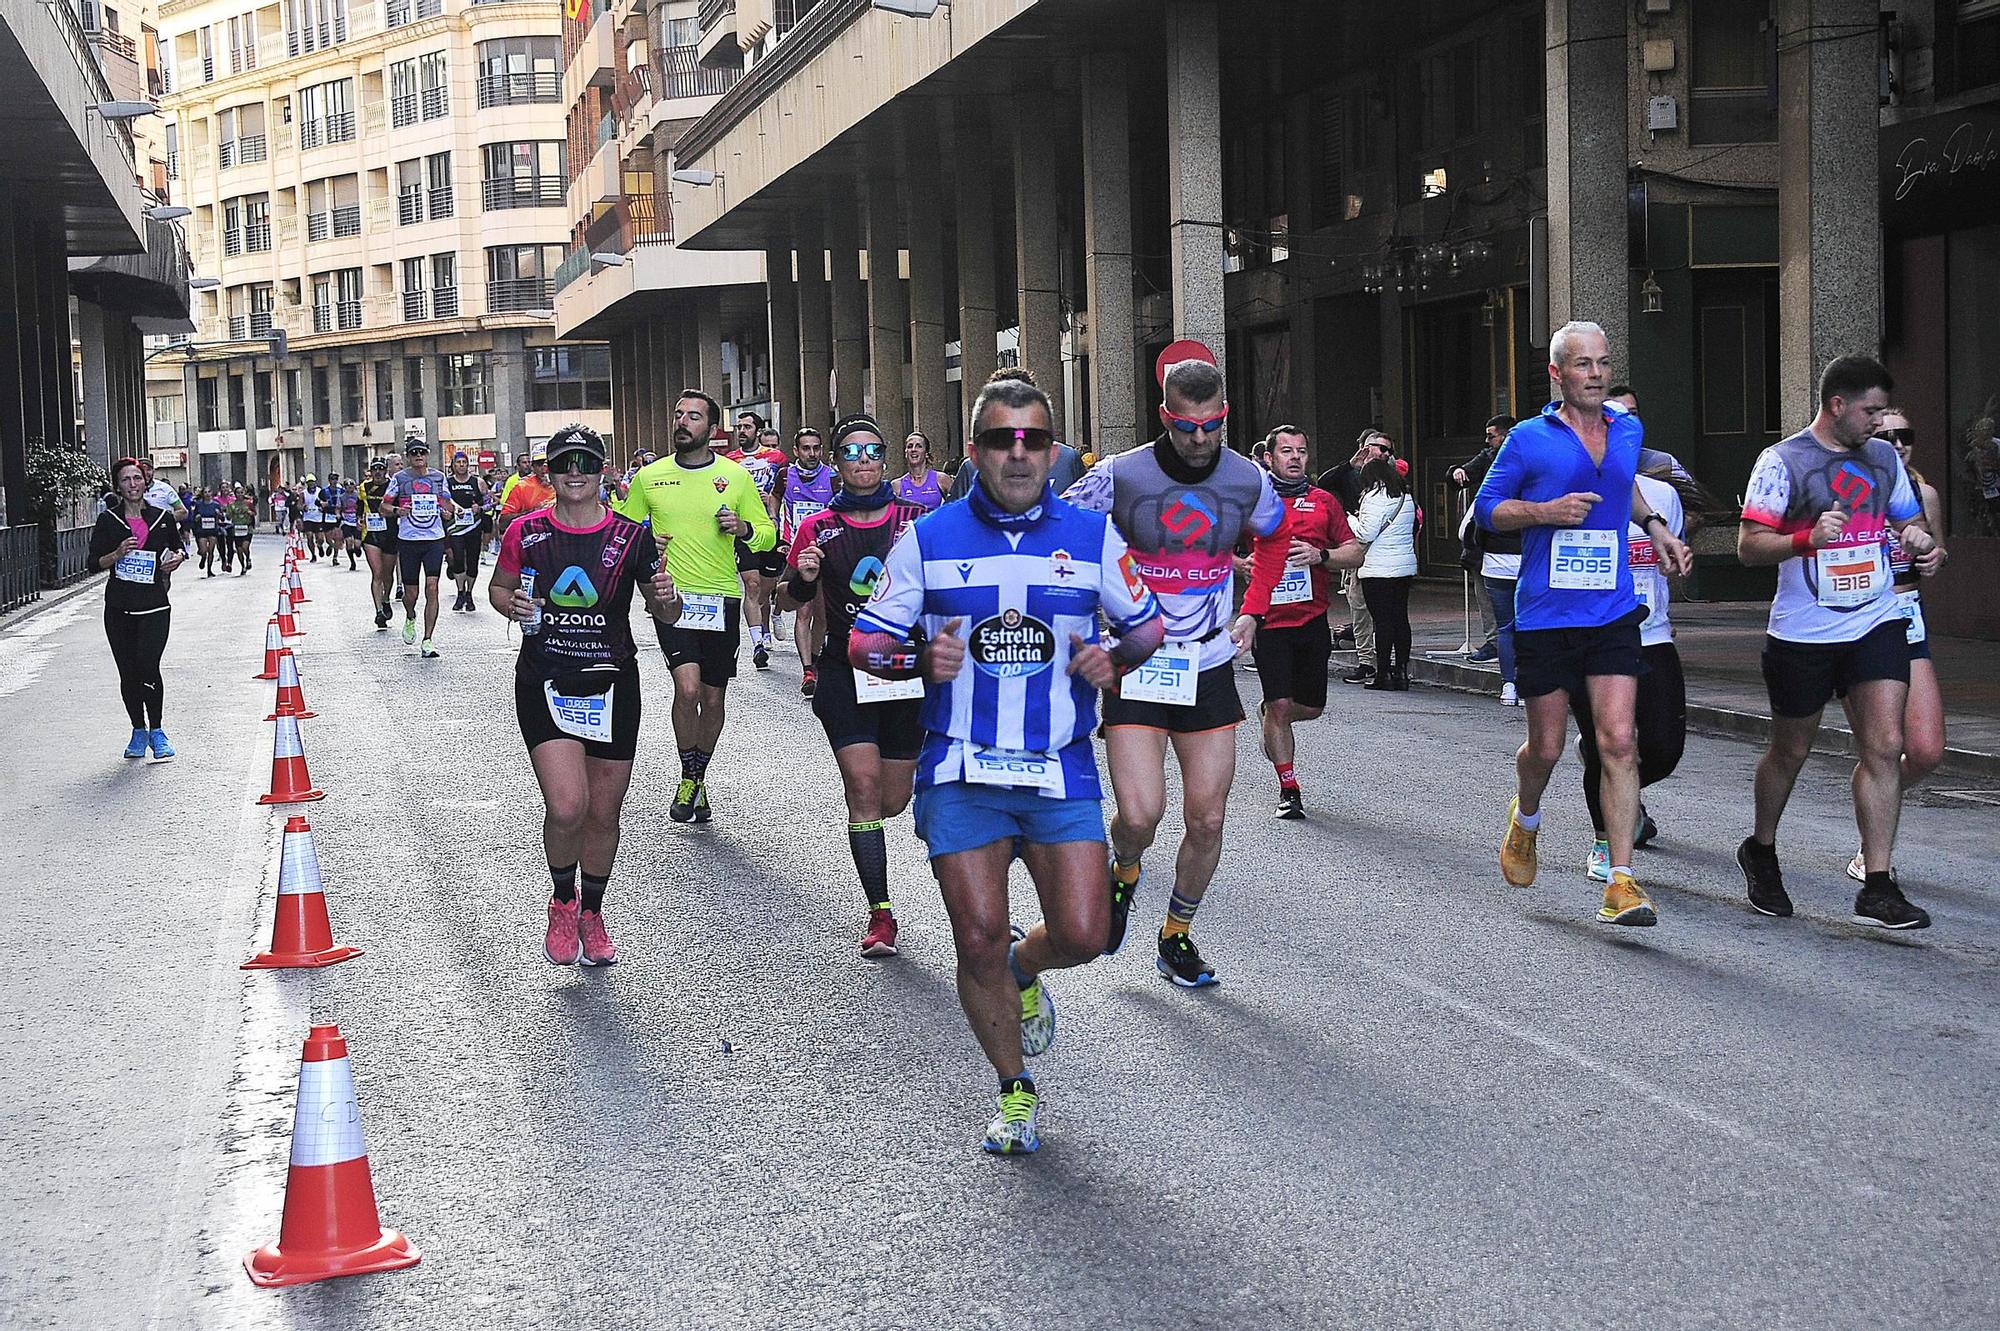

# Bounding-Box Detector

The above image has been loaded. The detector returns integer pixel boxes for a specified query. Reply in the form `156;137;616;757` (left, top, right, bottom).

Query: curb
1406;652;2000;783
0;574;105;636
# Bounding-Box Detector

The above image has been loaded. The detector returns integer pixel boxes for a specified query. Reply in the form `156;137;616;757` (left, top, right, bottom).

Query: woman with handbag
1354;457;1418;690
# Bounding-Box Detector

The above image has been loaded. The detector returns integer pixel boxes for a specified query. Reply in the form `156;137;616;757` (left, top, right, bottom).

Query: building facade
151;0;609;490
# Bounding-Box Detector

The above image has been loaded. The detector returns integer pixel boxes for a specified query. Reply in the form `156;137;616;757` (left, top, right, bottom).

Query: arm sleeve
853;523;927;640
1886;458;1921;524
1248;470;1286;538
1739;448;1792;529
1097;521;1160;634
1237;521;1291;618
1061;458;1116;513
737;471;777;552
1472;438;1525;531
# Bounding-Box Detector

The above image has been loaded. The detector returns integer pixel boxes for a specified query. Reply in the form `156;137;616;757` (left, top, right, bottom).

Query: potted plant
24;436;110;586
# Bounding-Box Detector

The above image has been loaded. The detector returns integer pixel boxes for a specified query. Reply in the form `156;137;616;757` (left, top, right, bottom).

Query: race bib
1270;565;1312;606
854;668;924;703
1634;577;1655;614
1814;541;1887;608
1548;528;1619;590
965;745;1060;792
543;682;614;743
232;523;252;537
1121;646;1198;706
365;513;387;532
1896;588;1926;646
114;550;158;584
789;500;826;529
678;592;726;633
409;493;439;523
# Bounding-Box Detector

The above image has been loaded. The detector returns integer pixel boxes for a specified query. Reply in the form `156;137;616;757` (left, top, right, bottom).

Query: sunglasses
1163;408;1228;435
1882;428;1914;444
836;441;887;462
973;427;1056;452
549;452;604;474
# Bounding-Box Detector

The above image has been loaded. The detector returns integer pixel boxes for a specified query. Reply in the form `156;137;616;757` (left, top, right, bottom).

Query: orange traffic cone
288;562;309;606
244;1024;418;1287
264;650;317;721
243;817;359;969
253;616;285;681
275;587;303;640
258;715;326;805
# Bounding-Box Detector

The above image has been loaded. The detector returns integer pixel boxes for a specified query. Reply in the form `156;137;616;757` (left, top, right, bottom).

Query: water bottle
520;568;542;636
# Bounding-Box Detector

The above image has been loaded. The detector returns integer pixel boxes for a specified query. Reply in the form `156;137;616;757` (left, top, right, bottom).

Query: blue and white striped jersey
855;485;1160;799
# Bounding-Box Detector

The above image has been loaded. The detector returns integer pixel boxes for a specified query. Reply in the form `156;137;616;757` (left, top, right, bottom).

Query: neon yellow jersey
617;452;776;597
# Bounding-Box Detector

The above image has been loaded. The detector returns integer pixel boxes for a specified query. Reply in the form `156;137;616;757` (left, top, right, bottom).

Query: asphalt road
4;534;1996;1331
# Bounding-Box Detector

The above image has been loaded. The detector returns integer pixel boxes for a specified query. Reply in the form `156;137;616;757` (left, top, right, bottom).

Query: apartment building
548;0;764;459
152;0;610;490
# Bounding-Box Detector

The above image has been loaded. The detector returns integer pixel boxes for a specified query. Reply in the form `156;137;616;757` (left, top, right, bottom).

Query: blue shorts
912;781;1104;860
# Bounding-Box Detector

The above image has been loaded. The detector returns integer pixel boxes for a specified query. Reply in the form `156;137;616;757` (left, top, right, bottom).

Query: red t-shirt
1239;486;1356;630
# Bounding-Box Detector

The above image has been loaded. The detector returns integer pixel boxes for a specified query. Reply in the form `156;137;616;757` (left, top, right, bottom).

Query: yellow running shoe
1599;871;1658;927
1500;797;1539;887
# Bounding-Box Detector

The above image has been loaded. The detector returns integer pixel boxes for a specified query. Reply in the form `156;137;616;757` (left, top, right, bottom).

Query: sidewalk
1385;578;2000;780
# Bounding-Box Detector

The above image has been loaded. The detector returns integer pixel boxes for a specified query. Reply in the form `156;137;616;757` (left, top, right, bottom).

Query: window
401;256;428;320
244;196;270;252
254;370;274;429
485;244;560;312
340;364;363;422
389;59;418;128
439;353;489;416
227;373;247;431
476;37;561;106
375;360;394;419
285;369;303;424
312;365;331;421
480;141;565;210
285;0;349;57
197;375;219;432
1691;0;1776;145
427;151;454;219
432;253;459;317
419;51;450;120
405;356;424;417
299;77;354;148
530;345;613;412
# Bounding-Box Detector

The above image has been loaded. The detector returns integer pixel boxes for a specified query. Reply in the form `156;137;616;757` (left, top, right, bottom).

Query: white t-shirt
1628;474;1682;647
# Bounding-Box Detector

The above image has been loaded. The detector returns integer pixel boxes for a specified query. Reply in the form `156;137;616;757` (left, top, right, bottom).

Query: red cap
1154;339;1217;387
1394;458;1410;479
300;1024;349;1063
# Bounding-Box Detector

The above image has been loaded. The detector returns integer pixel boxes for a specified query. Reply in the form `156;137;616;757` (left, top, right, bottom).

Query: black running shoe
1341;664;1375;685
691;781;713;824
1854;881;1930;930
753;643;770;670
1156;933;1218;989
374;609;389;630
1737;837;1793;918
669;778;698;823
1275;788;1305;820
1103;856;1140;956
1635;804;1659;848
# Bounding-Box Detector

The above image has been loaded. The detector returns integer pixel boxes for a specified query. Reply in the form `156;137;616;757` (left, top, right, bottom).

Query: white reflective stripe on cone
274;716;304;759
278;654;300;687
277;827;323;896
290;1059;368;1167
265;622;283;648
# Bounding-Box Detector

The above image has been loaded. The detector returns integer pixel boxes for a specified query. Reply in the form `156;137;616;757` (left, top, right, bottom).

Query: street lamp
90;100;160;119
670;168;717;186
589;252;628;270
189;276;221;290
147;205;193;221
871;0;948;15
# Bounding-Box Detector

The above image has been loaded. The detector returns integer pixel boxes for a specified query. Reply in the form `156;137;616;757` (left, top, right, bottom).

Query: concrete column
765;246;803;435
31;218;72;450
491;329;527;450
1776;0;1882;418
629;321;653;456
419;346;440;455
76;300;114;468
953;107;999;381
0;209;27;525
677;304;700;397
1083;52;1137;457
1165;1;1226;381
865;171;908;428
797;217;833;430
828;205;867;418
903;135;951;444
695;290;725;402
1546;0;1629;360
1013;98;1066;436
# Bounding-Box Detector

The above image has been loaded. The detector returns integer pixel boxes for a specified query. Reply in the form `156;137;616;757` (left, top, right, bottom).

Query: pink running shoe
545;897;581;966
578;909;619;966
860;908;899;958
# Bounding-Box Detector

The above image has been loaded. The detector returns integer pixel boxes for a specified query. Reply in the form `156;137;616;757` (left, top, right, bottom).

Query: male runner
299;475;325;560
725;413;787;668
1473;321;1691;927
1064;342;1285;988
775;426;834;695
1236;426;1364;819
379;436;458;658
359;460;398;625
445;451;492;612
336;479;362;570
497;447;554;544
778;415;928;957
850;373;1163;1153
190;489;225;575
226;486;255;573
1735;355;1939;929
619;391;776;823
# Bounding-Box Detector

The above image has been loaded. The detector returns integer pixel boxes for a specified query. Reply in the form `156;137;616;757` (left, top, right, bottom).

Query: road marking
0;592;96;698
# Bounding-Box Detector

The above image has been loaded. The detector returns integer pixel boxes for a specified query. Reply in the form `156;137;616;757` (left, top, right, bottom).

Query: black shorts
1252;619;1332;711
446;531;484;579
1763;619;1911;718
811;655;923;760
514;663;642;762
364;525;397;552
398;538;447;583
735;538;785;578
1102;659;1245;734
1514;609;1645;700
341;524;361;542
655;596;741;688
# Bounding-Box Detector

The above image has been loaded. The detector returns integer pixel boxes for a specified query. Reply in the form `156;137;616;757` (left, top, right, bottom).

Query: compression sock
848;819;890;911
1274;760;1299;791
580;869;608;913
1161;886;1201;939
686;747;712;782
549;862;578;904
750;625;768;647
1865;869;1895;894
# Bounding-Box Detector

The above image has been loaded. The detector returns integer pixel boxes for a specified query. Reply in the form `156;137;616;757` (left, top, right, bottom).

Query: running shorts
913;781;1105;859
513;663;642;762
1514;610;1644;700
734;537;785;578
364;524;398;553
655;595;741;688
1252;618;1332;712
398;537;447;583
1101;660;1244;733
1765;619;1911;718
811;655;922;760
341;523;361;543
446;531;484;580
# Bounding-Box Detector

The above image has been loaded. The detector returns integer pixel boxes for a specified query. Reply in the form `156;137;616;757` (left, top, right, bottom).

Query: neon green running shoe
982;1084;1040;1155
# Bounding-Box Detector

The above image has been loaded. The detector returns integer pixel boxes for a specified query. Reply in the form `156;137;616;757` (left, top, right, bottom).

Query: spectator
1354;456;1418;691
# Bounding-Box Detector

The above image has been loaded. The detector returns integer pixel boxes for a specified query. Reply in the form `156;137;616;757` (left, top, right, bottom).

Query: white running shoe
1500;683;1521;707
1586;839;1611;884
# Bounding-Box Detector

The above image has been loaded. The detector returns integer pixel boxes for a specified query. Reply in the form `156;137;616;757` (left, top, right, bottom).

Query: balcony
237;134;267;165
331;204;361;238
335;299;361;330
428;185;454;219
217;139;235;169
306;211;329;242
324;111;355;145
656;43;738;102
402;289;428;321
166;149;179;179
421;86;448;119
245;220;271;251
432;285;459;318
385;0;411;26
228;314;248;340
487;277;551;313
227;43;256;75
481;176;563;211
312;303;331;332
391;93;417;128
696;0;738;69
300;121;323;150
223;228;243;257
418;0;443;16
250;310;273;338
398;190;424;225
477;71;560;108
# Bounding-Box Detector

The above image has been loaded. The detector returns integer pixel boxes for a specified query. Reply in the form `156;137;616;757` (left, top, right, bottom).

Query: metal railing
398;190;424;225
432;285;459;318
332;204;360;237
166;148;179;178
421;86;448;119
481;177;563;210
313;303;333;332
428;185;454;219
335;299;361;330
477;70;560;107
218;139;236;169
386;0;412;26
486;276;551;312
41;0;136;171
300;120;323;149
52;527;94;587
223;229;243;256
391;93;417;127
306;211;330;242
418;0;444;16
237;133;267;164
245;220;271;251
325;110;355;144
657;43;740;100
0;527;39;615
250;310;273;337
228;314;248;339
402;289;429;320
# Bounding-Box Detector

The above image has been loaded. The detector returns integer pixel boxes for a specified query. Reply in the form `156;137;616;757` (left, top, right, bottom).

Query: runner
775;426;834;695
299;475;325;560
336;479;362;570
1473;321;1691;927
379;436;459;658
1841;408;1949;882
444;451;493;612
90;458;188;760
849;373;1164;1153
189;488;224;576
226;485;255;573
496;447;554;545
725;413;786;669
359;459;398;625
618;390;777;823
778;415;929;957
1063;341;1285;987
271;486;288;535
490;424;681;967
1736;357;1940;929
893;431;944;513
1236;426;1364;819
